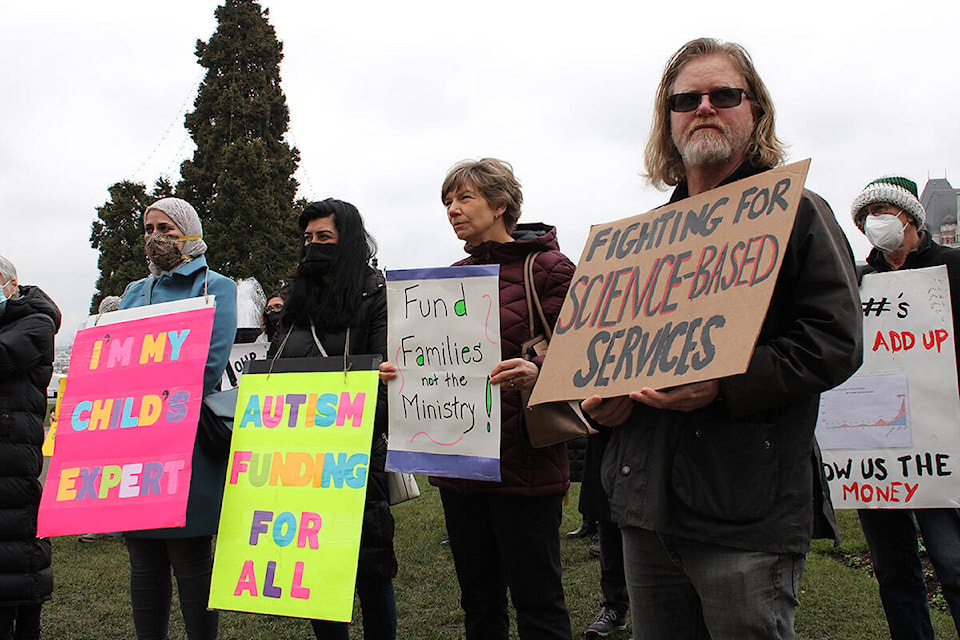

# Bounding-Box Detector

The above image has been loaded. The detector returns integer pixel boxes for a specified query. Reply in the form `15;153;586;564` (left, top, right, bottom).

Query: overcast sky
4;0;959;346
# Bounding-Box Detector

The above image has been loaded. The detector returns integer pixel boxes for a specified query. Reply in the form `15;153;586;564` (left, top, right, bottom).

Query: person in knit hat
851;176;929;269
853;174;960;640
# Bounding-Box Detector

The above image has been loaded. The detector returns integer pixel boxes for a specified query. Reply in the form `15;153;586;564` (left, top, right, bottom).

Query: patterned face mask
145;233;187;272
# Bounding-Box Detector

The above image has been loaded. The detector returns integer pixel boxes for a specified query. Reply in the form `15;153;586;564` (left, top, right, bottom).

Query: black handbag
197;387;238;460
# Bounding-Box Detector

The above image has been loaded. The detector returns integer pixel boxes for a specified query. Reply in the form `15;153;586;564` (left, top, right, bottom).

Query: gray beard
678;132;735;167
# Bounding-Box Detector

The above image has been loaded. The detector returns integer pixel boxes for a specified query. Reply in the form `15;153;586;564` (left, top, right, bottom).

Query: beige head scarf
143;198;208;275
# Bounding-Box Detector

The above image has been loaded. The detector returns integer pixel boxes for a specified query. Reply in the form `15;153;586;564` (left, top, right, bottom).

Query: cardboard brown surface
529;159;810;404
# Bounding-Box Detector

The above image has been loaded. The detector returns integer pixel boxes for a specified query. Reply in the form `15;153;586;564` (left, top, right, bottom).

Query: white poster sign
220;341;270;389
817;266;960;508
385;266;502;481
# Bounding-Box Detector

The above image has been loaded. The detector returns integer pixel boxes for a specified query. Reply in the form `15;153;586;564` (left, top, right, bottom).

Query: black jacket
269;268;396;581
603;164;863;553
0;285;60;604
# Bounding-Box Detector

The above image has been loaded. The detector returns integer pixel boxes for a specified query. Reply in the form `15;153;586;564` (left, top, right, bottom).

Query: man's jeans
858;508;960;640
597;519;629;612
621;526;805;640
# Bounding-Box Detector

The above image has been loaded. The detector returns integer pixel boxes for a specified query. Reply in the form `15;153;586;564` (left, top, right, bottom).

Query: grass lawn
39;480;958;639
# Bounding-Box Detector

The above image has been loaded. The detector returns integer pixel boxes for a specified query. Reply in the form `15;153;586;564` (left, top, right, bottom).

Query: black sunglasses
667;88;748;113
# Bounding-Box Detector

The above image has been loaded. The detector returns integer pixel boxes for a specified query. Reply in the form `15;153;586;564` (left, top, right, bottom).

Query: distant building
53;347;71;374
922;177;960;248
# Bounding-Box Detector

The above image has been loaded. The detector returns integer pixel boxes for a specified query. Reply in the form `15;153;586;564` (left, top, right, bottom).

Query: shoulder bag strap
523;253;539;341
524;252;553;343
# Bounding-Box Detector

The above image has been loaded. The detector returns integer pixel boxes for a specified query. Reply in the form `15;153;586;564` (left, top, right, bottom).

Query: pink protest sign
38;298;215;537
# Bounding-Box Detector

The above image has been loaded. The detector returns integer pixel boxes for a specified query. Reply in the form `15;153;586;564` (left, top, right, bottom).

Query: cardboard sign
209;356;379;621
530;160;810;404
37;298;215;536
817;266;960;508
384;266;502;481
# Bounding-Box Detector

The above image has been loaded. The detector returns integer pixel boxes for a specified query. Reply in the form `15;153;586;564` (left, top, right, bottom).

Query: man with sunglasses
583;38;863;639
852;175;960;640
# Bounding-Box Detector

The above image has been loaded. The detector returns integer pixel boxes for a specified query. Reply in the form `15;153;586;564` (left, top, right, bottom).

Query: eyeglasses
667;88;748;113
862;204;903;217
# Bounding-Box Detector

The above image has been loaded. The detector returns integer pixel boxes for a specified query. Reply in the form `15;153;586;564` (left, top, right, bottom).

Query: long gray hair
643;38;786;189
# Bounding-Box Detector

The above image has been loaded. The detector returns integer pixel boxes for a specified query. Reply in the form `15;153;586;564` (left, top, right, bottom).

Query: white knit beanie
851;176;925;229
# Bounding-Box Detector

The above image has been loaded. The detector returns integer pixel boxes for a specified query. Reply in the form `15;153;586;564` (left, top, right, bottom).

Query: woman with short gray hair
0;254;60;640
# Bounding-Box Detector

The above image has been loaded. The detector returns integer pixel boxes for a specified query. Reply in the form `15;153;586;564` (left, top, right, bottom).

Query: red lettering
872;331;890;352
890;331;902;352
842;483;860;500
840;481;920;503
902;332;915;350
589;270;615;328
904;483;920;502
936;329;950;353
750;235;778;285
689;245;717;299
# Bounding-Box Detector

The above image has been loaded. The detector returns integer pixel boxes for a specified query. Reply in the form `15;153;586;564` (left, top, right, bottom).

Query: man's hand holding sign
531;160;811;417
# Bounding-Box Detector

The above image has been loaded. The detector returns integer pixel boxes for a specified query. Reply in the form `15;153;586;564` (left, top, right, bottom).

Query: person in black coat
585;39;862;639
0;255;60;640
269;199;397;640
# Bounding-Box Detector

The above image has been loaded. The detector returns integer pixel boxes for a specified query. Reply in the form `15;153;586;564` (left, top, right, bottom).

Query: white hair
0;254;17;283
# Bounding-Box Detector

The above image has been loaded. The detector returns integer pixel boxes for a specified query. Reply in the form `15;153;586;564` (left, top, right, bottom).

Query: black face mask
264;309;282;336
299;243;340;277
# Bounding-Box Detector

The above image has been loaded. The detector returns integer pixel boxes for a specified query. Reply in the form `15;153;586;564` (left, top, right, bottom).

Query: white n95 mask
864;214;905;253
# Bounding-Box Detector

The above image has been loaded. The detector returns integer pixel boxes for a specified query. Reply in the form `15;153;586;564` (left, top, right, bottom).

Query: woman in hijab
119;197;237;640
269;198;397;640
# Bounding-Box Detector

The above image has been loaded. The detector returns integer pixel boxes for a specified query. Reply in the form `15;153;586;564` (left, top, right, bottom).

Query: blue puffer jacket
120;256;237;537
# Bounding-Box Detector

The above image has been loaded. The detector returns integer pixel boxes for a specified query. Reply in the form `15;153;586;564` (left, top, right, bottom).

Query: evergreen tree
89;178;174;312
178;0;301;292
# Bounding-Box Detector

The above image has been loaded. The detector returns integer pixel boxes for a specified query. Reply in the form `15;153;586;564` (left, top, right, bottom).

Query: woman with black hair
269;198;397;640
260;288;287;342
